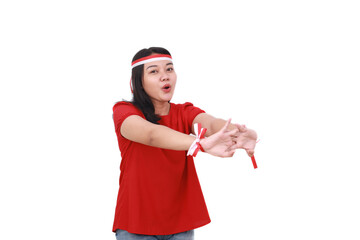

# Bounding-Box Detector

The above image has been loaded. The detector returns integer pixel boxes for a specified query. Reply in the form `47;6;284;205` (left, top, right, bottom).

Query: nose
160;71;169;82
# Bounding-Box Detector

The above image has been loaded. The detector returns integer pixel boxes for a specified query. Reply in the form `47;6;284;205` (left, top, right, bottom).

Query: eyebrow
146;62;173;70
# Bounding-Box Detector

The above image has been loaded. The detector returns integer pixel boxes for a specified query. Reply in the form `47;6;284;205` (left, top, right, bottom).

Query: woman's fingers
235;123;247;132
228;143;240;151
220;119;238;143
246;149;254;157
204;119;257;158
227;128;239;137
222;149;236;158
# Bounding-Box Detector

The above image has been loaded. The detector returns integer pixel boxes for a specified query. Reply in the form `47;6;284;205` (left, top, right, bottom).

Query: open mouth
162;84;171;90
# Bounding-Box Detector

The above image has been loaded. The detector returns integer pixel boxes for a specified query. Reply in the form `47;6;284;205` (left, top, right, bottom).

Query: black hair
130;47;172;124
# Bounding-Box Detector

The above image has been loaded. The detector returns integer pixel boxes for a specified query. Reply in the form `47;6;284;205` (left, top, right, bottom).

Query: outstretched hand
199;119;238;158
230;124;258;157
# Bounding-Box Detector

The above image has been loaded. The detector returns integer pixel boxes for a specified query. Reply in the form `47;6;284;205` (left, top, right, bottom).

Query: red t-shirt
112;101;211;235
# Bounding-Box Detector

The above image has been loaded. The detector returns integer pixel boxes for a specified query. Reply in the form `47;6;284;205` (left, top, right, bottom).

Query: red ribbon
187;123;207;157
251;155;257;169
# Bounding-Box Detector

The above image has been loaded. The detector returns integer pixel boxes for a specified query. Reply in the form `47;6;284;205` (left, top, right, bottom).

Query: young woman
112;47;257;240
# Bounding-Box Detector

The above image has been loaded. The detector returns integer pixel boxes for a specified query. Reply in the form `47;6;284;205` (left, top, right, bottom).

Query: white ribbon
187;123;206;157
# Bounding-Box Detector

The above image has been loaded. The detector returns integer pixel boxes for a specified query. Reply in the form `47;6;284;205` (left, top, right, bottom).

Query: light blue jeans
115;229;194;240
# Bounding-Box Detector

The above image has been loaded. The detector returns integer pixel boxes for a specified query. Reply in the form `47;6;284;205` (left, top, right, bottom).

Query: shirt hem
112;219;211;235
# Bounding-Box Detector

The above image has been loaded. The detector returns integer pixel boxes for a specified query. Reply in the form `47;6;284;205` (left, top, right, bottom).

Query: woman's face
143;58;177;104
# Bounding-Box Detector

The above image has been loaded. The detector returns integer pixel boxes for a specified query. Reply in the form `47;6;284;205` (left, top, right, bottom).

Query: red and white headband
130;54;173;93
131;54;172;69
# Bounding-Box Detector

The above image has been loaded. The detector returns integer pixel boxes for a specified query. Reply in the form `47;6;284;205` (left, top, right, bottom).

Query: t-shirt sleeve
112;102;143;137
182;102;206;130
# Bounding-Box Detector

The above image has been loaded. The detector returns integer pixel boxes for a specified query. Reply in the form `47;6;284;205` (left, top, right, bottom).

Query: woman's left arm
193;113;257;156
193;113;238;136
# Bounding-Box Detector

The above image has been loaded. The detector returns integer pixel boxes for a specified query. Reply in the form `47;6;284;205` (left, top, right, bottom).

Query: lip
162;84;171;93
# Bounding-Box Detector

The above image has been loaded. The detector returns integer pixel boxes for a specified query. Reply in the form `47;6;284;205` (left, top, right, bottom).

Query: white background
1;0;359;239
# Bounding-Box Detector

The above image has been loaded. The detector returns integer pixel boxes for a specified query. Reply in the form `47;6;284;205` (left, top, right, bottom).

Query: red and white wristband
187;123;207;157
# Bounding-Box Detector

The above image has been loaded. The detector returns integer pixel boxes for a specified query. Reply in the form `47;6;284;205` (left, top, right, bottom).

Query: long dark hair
130;47;172;124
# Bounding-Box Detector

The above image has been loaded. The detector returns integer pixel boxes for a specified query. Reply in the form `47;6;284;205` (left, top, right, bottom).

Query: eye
149;69;158;74
167;67;174;72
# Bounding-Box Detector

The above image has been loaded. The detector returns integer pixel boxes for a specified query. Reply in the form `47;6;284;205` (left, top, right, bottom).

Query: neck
153;101;170;116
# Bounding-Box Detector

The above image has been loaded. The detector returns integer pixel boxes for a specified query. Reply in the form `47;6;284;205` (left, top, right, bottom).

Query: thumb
221;118;232;132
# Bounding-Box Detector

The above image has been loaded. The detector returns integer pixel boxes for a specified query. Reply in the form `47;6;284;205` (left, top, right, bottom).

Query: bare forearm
209;118;237;136
121;115;195;151
149;125;195;150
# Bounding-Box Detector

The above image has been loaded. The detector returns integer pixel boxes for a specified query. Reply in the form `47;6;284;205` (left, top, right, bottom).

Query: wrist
199;139;206;152
187;123;207;157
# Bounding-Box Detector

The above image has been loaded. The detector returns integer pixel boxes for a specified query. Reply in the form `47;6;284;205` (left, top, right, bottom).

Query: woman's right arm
120;115;238;157
121;115;195;151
